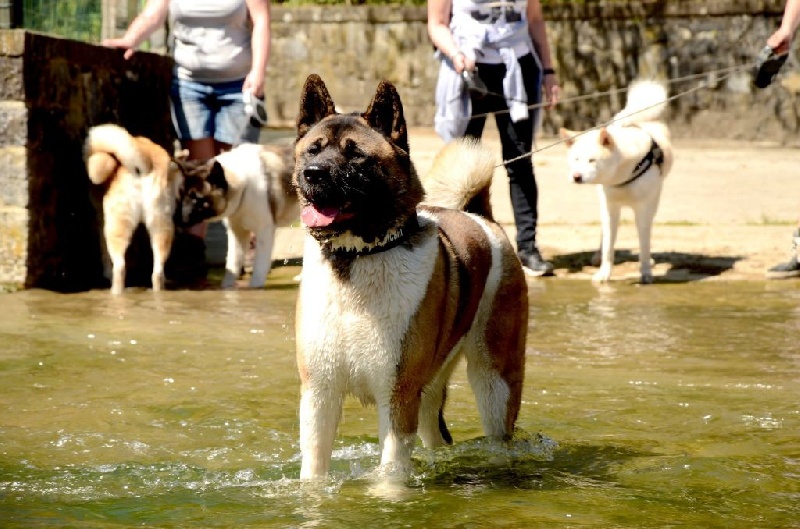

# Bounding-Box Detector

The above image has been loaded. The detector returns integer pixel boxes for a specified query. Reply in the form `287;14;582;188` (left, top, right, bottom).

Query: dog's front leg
594;192;620;283
376;393;419;475
299;385;343;479
222;223;248;289
249;225;276;288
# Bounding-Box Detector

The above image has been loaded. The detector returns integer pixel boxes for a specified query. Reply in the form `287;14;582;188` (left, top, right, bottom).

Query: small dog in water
176;143;300;288
84;124;184;294
560;79;673;284
292;74;528;479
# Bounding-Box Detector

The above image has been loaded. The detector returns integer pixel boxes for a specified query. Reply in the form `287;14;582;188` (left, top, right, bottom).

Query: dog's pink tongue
301;205;340;228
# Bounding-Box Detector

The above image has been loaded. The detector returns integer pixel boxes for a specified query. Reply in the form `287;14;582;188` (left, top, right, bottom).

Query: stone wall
0;30;175;291
266;0;799;143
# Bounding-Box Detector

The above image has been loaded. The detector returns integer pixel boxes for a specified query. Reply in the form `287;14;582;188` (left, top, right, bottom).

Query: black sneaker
766;229;800;279
766;257;800;279
518;249;554;277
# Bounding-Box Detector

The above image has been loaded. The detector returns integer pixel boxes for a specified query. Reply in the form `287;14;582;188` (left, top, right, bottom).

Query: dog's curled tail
422;138;497;219
84;124;149;184
613;79;669;126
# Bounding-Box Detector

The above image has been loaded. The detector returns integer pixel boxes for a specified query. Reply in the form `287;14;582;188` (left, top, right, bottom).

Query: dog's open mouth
301;203;355;228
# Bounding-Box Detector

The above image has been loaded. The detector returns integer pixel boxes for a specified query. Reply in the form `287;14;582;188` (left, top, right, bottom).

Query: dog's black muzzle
297;161;349;210
300;163;330;186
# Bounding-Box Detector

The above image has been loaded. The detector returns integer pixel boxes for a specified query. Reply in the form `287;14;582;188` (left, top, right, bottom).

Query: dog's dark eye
344;139;364;159
307;141;322;155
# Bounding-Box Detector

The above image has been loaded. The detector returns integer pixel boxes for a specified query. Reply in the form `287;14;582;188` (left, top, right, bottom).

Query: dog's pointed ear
363;80;409;153
559;127;576;147
297;74;336;140
207;161;229;193
599;128;614;148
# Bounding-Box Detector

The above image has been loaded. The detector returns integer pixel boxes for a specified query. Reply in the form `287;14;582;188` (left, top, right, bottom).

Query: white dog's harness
615;138;665;188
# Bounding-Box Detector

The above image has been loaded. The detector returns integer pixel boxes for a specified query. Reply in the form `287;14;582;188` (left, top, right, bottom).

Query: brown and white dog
176;143;299;288
84;124;184;294
292;74;528;479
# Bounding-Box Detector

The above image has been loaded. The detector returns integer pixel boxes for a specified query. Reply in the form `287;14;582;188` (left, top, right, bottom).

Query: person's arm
767;0;800;54
527;0;560;108
102;0;170;60
427;0;474;74
244;0;271;97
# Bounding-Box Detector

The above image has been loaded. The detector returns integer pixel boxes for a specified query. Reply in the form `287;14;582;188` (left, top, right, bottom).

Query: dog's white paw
592;266;612;283
151;272;165;292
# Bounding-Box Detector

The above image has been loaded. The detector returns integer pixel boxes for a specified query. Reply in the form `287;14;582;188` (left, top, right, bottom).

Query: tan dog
175;143;300;288
560;80;673;284
84;124;184;294
293;74;528;479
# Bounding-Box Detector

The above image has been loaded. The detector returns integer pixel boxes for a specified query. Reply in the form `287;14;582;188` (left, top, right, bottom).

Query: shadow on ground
552;249;743;282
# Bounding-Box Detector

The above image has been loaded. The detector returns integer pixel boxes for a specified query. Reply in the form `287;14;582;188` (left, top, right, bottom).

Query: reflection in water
0;278;798;526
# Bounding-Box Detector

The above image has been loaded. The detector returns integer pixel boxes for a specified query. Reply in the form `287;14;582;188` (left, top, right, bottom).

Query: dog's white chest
297;234;438;401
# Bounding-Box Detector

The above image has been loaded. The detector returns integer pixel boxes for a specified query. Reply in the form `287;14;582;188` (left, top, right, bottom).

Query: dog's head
560;127;621;185
293;74;424;250
175;158;229;227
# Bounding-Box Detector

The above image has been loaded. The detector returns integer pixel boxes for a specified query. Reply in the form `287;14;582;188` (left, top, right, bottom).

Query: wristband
543;68;556;76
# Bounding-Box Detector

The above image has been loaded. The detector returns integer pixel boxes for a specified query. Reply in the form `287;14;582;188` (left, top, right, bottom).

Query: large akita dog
560;80;674;284
292;74;528;479
175;142;300;289
84;124;184;294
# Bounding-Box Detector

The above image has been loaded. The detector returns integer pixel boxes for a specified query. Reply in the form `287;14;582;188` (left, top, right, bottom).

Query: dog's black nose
572;173;583;183
303;165;328;185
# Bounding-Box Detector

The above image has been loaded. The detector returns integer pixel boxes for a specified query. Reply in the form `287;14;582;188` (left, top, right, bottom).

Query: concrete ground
269;126;800;282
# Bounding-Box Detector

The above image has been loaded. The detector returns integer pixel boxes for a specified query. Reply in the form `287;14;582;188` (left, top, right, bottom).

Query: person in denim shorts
104;0;271;246
104;0;270;160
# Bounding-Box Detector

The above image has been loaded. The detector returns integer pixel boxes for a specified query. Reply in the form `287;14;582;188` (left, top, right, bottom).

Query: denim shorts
170;77;262;146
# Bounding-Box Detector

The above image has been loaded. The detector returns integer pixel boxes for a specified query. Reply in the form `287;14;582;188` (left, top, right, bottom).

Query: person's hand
544;74;560;109
243;70;265;98
767;27;794;55
102;38;136;60
103;39;136;59
452;52;475;75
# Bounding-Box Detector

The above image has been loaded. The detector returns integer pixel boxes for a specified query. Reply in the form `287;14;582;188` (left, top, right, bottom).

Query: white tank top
170;0;252;83
450;0;531;64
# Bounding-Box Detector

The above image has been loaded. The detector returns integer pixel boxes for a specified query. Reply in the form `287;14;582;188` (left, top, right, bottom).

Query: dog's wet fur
292;74;528;480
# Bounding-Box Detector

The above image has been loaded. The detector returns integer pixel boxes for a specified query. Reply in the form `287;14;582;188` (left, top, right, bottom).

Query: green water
1;271;798;527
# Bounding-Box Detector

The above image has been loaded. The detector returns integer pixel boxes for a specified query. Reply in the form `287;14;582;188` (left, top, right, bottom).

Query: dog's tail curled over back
422;138;496;219
613;79;669;127
84;124;150;185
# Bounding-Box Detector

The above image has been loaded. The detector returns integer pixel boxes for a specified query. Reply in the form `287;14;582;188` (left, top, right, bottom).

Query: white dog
560;80;673;284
